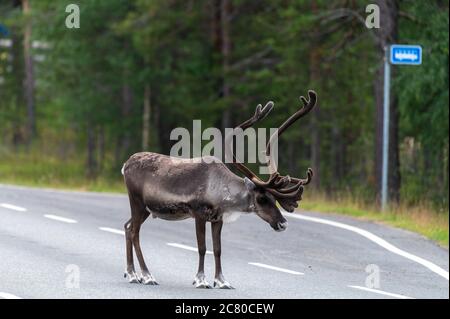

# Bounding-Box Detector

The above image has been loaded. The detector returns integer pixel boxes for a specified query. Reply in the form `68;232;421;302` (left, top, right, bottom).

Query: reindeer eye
257;196;268;205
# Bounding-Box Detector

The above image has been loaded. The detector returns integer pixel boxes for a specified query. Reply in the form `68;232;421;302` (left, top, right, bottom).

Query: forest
0;1;448;242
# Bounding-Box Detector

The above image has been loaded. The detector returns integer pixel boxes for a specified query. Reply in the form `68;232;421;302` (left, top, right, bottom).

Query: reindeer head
228;90;317;231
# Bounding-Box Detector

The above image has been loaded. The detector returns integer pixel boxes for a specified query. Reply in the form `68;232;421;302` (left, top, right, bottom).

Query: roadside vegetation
0;149;124;193
301;193;449;248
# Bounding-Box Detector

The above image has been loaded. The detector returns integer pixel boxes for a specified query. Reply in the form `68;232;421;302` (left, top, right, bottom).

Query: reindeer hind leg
124;217;139;283
130;202;158;285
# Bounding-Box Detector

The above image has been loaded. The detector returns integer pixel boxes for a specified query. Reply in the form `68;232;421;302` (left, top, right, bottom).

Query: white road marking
286;213;449;281
99;227;125;236
43;214;77;224
167;243;213;255
348;285;414;299
0;183;127;198
248;262;304;275
0;203;27;212
0;292;22;299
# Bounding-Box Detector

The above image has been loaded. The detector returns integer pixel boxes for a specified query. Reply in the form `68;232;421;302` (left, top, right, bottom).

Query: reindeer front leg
193;217;211;288
211;220;233;289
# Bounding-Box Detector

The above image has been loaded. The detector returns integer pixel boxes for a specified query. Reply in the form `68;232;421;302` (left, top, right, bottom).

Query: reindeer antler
262;91;317;210
227;90;318;212
224;101;274;180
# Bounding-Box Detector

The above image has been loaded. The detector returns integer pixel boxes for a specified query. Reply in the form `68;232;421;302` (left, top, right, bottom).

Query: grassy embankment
300;194;448;247
0;151;124;192
1;152;448;247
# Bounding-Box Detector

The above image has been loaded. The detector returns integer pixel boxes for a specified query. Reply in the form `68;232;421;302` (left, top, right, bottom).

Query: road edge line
285;212;449;281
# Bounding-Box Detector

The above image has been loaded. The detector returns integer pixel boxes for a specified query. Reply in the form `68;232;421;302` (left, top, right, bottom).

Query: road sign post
381;44;422;211
381;48;391;211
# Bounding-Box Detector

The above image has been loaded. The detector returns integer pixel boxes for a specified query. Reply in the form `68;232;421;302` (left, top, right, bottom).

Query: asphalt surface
0;184;448;299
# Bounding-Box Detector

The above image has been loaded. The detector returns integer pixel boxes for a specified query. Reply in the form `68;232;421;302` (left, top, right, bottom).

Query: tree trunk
374;0;401;203
153;98;161;153
287;141;296;173
308;1;321;189
217;0;232;130
309;47;321;189
10;24;25;148
210;0;234;160
443;144;449;199
331;124;345;187
86;125;97;179
97;126;105;172
120;68;133;157
142;84;151;150
22;0;36;143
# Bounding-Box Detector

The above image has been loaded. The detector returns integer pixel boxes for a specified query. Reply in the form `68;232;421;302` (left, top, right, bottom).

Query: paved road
0;184;448;299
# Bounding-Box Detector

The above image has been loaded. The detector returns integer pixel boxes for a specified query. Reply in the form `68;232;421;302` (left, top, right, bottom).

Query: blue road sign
390;44;422;65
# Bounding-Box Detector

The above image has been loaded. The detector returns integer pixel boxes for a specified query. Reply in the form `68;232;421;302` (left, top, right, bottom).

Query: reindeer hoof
141;273;159;285
124;271;140;284
194;282;212;289
213;279;234;289
193;276;212;289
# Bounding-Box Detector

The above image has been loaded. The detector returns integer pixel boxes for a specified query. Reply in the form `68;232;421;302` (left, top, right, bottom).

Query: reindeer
121;90;317;289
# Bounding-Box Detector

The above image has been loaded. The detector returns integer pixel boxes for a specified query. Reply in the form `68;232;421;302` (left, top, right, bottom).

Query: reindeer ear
244;177;256;191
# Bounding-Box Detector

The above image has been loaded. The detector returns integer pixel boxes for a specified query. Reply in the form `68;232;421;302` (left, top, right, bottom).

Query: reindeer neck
218;175;254;213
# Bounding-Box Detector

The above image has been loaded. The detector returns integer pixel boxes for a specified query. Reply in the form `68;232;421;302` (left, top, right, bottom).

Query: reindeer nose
277;221;288;231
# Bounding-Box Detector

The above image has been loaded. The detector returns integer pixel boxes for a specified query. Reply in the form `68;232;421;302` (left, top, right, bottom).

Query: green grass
300;195;449;247
0;151;125;193
1;151;448;247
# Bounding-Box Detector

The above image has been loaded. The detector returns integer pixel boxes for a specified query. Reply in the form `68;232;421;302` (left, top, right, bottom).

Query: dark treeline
0;0;448;210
